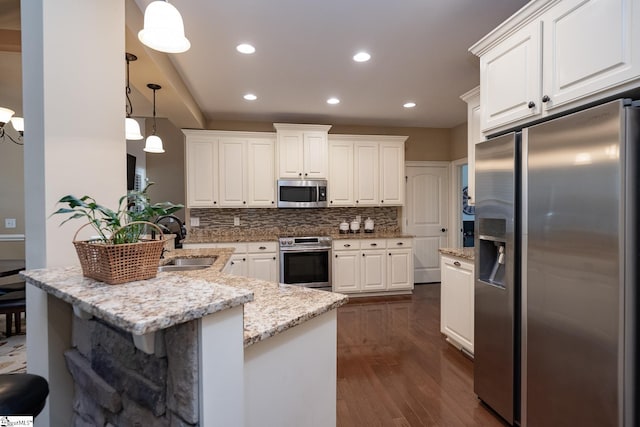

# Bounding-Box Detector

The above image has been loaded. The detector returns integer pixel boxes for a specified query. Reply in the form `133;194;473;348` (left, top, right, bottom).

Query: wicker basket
73;221;165;285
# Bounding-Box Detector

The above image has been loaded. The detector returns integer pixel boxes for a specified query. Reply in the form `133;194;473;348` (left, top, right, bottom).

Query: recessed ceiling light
243;93;257;101
236;44;256;54
327;98;340;105
403;102;417;108
353;52;371;62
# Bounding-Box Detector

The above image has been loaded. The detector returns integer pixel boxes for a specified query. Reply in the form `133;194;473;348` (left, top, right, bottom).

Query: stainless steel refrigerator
474;99;638;427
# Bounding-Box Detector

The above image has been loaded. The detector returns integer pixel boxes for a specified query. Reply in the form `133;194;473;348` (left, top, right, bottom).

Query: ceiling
1;0;529;130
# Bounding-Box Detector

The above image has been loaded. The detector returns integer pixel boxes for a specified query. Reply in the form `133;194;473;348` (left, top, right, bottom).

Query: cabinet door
224;254;247;276
354;142;379;206
218;138;247;207
328;140;354;207
461;86;481;206
480;20;542;132
542;0;640;110
277;131;304;178
303;132;328;179
360;250;386;292
247;253;278;282
332;250;360;293
247;138;276;207
440;256;474;352
387;249;413;291
186;137;218;207
379;141;405;205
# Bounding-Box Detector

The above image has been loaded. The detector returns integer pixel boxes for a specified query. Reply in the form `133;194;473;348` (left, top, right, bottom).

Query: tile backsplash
189;206;399;235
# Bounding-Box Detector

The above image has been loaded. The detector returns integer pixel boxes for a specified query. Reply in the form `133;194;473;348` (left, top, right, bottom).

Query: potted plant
51;183;184;284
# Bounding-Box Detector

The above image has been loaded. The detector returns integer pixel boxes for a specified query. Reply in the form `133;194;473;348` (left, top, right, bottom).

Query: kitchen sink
158;264;211;272
158;256;216;272
165;257;216;266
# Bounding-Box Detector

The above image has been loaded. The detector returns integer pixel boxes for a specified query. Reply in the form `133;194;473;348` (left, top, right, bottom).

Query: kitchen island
21;248;348;426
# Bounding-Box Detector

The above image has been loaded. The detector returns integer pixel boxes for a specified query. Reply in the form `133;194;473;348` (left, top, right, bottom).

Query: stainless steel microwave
277;179;328;208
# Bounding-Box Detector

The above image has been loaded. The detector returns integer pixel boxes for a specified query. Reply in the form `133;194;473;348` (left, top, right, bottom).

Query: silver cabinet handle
396;242;403;246
344;244;351;248
370;243;377;247
454;261;461;267
259;246;266;250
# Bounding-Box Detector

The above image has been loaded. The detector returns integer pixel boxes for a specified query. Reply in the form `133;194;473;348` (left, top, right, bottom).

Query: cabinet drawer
247;241;277;253
387;238;412;249
441;255;473;270
218;242;248;253
360;239;386;249
333;240;361;250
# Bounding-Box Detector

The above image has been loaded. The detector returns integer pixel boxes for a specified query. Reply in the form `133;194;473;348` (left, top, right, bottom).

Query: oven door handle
279;248;331;254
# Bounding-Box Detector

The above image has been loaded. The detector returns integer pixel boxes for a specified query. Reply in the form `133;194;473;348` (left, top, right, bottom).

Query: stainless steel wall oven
279;236;331;288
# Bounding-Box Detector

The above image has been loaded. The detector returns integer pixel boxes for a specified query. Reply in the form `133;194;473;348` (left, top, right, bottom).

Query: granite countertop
21;248;349;348
20;265;253;336
165;248;349;347
439;247;475;260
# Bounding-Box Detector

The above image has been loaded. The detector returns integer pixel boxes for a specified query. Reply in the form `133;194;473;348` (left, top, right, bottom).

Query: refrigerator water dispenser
477;218;507;288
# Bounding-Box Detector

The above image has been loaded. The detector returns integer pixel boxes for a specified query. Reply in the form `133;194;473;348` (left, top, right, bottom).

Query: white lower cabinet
333;238;413;295
225;254;247;276
440;254;474;355
183;241;278;282
332;249;360;293
246;242;278;282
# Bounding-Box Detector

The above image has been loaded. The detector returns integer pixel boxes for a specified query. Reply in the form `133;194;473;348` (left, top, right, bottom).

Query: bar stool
0;290;25;337
0;373;49;417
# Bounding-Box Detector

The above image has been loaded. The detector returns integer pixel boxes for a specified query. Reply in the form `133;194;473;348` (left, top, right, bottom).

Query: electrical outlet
234;216;240;226
4;218;16;229
190;217;199;227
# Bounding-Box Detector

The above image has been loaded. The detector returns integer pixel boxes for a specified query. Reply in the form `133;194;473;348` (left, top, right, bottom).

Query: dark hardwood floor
336;283;508;427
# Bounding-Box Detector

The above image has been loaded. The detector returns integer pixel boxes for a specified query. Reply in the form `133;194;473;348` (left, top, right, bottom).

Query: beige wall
207;120;455;161
145;118;186;221
450;122;468;161
0;139;25;259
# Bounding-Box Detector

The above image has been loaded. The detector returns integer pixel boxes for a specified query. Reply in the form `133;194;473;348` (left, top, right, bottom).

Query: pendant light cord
152;88;157;135
125;54;136;118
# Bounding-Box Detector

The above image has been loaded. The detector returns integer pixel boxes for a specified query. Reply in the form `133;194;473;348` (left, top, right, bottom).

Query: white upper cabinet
542;0;640;110
247;139;276;207
471;0;640;134
274;124;331;179
328;139;355;206
480;20;542;131
379;140;405;206
184;130;276;208
218;137;247;207
354;142;379;206
184;131;218;208
328;134;407;207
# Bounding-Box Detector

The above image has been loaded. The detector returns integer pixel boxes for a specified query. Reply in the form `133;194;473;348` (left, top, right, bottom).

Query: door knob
441;228;447;232
542;95;550;103
528;101;535;109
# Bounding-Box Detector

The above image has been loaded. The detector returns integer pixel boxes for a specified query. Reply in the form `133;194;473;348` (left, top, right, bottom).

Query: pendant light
138;1;191;54
0;106;24;145
144;84;165;153
125;53;143;140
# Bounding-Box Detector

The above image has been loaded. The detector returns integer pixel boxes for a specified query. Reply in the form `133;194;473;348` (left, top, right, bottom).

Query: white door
405;163;449;283
302;131;328;179
328;140;354;206
332;250;360;293
354;142;379;206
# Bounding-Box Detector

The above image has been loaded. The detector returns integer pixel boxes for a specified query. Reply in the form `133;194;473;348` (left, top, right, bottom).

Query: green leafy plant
51;183;184;244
